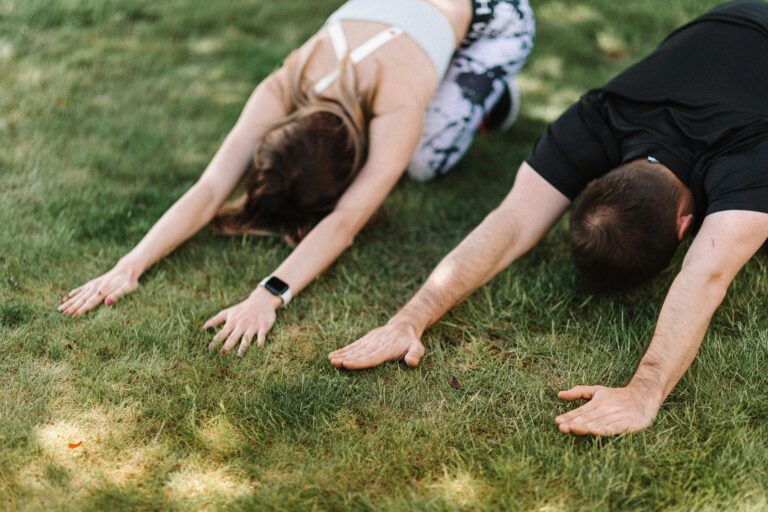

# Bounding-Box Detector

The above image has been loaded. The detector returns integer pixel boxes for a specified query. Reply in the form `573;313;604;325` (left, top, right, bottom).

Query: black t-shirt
526;0;768;225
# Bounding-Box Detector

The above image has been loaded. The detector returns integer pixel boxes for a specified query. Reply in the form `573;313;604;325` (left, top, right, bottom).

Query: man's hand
554;211;767;436
555;385;662;436
203;287;282;357
328;321;425;369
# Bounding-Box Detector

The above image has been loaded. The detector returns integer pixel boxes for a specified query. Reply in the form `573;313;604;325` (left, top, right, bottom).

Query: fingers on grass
339;342;406;370
331;342;366;361
560;421;594;436
339;348;389;370
72;284;115;315
237;329;257;357
58;296;80;312
328;345;356;361
330;337;386;368
209;322;235;352
340;345;401;370
555;399;602;426
105;283;132;306
68;285;86;297
256;327;268;348
578;417;629;437
558;385;598;402
328;340;358;359
559;414;629;436
61;292;91;316
221;326;245;354
203;311;227;330
571;407;619;428
404;342;424;367
59;287;91;312
61;284;86;303
556;401;626;435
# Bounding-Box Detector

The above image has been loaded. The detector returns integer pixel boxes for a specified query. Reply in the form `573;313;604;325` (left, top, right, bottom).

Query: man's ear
676;214;694;241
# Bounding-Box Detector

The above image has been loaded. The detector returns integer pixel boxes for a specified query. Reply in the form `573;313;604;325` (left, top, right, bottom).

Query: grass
1;0;767;510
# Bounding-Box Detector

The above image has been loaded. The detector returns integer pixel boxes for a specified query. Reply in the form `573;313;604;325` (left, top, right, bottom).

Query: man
328;0;768;436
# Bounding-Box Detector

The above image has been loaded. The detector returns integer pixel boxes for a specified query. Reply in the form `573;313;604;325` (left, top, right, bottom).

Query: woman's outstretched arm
59;74;289;316
204;106;425;356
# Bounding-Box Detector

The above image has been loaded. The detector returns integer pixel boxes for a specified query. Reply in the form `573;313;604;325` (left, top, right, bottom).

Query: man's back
526;0;768;225
602;0;768;178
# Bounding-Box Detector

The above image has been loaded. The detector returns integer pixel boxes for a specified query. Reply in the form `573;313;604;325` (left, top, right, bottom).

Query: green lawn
2;0;767;510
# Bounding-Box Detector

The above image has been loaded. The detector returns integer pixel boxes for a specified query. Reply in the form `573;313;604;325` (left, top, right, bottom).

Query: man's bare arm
329;163;570;369
556;210;768;436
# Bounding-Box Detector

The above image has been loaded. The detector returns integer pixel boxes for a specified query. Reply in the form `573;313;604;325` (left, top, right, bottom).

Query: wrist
626;374;666;410
387;311;427;338
257;275;293;307
116;255;145;278
250;286;284;310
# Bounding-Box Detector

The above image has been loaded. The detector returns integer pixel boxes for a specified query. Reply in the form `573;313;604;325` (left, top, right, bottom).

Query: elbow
681;262;733;302
327;211;360;248
190;180;218;205
339;230;355;250
486;208;525;258
705;269;732;302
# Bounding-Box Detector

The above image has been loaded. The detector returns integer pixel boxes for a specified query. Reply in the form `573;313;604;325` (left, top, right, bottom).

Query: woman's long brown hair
212;42;375;246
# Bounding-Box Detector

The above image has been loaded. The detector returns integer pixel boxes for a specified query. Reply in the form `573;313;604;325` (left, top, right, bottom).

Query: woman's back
281;0;472;115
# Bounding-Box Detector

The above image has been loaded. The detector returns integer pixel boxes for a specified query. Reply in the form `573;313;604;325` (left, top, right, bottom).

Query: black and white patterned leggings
407;0;536;181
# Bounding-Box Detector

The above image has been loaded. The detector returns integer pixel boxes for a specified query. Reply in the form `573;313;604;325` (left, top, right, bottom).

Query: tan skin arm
329;162;571;369
58;73;289;316
556;210;768;436
203;106;426;356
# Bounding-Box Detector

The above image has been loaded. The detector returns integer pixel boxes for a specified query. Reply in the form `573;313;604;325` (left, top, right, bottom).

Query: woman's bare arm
204;107;426;356
59;74;289;316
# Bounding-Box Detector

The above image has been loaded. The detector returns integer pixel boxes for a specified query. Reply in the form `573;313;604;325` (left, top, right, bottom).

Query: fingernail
105;298;113;306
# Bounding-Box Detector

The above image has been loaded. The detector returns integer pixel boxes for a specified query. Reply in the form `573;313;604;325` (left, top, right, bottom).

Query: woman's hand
58;260;141;316
203;287;283;357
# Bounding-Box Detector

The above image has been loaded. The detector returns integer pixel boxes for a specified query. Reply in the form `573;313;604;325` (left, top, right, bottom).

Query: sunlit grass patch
23;405;165;497
164;457;255;510
197;414;245;459
428;470;492;508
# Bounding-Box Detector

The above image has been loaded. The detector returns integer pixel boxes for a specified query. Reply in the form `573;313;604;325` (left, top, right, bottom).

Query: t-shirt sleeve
525;97;621;200
704;139;768;217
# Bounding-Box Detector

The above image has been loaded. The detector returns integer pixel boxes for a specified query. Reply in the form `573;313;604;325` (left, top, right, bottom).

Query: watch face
265;276;290;296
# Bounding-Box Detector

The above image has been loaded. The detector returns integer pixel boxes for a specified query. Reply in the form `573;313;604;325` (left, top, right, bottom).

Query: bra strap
327;21;348;60
313;24;404;94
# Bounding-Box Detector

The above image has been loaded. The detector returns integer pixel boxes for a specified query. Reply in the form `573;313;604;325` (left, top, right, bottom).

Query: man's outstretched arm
556;210;768;436
329;163;571;369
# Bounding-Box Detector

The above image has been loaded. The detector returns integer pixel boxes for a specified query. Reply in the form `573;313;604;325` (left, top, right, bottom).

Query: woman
58;0;536;356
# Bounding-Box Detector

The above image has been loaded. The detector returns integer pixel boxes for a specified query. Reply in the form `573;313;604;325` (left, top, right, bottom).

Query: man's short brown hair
569;160;682;291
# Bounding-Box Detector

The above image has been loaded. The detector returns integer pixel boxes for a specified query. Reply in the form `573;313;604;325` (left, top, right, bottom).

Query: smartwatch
258;275;293;307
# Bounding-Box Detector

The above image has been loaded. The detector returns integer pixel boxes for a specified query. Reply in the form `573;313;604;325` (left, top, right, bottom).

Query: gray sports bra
317;0;455;92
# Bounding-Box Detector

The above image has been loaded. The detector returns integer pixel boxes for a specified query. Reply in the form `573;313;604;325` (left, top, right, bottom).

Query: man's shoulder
678;0;768;38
